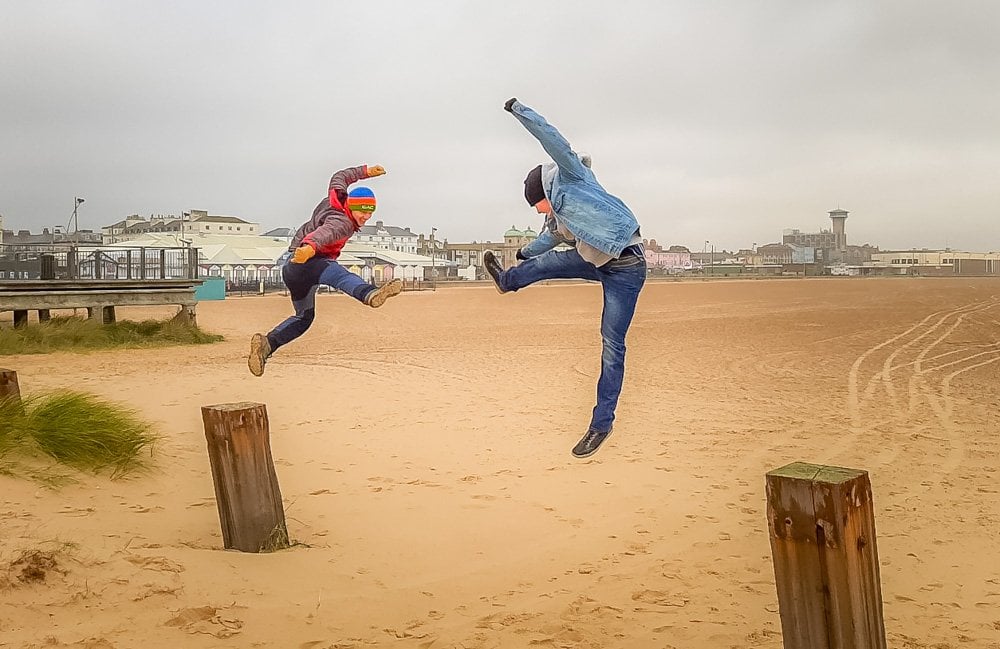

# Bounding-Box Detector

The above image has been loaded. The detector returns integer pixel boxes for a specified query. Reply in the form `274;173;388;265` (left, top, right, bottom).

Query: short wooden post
171;305;197;326
766;462;886;649
201;402;289;553
0;369;21;403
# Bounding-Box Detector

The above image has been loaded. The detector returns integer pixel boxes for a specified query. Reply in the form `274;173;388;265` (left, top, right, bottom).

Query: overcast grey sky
2;1;998;251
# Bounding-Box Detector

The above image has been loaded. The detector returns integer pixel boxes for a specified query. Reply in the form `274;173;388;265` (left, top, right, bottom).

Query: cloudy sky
2;1;998;252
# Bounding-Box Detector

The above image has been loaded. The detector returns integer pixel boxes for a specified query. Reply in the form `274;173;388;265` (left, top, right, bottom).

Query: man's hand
504;98;517;112
367;165;386;177
291;244;316;264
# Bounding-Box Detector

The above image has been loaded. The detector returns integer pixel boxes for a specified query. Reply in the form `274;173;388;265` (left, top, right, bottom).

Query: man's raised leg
486;249;599;293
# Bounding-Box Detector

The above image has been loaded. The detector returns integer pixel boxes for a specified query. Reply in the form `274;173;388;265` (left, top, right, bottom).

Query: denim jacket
508;100;639;258
520;214;568;258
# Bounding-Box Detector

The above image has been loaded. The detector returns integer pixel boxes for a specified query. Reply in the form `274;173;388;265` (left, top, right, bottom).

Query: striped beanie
346;186;377;213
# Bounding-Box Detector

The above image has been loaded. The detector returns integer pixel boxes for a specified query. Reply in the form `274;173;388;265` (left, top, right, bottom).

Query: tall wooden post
0;369;21;403
766;462;886;649
202;402;289;553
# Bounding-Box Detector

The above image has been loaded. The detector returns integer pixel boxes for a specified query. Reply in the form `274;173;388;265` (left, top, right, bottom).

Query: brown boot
364;279;404;308
248;333;271;377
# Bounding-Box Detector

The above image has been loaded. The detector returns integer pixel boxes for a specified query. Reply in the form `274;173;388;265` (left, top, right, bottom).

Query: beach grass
0;391;158;480
0;315;223;355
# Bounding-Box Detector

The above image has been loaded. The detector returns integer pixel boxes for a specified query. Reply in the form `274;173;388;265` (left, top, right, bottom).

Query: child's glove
515;248;528;261
291;244;316;264
367;165;386;177
504;98;517;112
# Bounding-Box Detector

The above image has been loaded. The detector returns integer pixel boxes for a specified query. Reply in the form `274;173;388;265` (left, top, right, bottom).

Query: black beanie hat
523;165;545;206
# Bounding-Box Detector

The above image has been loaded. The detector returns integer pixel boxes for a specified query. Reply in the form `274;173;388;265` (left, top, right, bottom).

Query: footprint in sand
631;589;689;608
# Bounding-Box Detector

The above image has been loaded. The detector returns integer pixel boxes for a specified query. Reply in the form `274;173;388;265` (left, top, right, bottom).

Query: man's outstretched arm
504;98;588;181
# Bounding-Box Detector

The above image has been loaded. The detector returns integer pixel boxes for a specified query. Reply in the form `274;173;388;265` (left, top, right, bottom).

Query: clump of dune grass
0;315;223;355
0;540;78;588
0;396;27;456
0;391;158;480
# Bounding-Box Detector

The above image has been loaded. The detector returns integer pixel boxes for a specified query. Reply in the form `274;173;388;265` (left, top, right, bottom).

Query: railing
0;244;200;281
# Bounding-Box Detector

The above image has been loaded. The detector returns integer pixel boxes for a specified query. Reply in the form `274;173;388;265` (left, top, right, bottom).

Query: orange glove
366;164;386;177
291;244;316;264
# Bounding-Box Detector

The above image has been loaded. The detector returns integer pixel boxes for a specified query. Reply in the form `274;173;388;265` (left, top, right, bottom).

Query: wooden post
201;402;289;553
0;369;21;403
171;305;197;326
766;462;886;649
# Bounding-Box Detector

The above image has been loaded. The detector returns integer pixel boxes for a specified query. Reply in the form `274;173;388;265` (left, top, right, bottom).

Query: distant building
354;220;418;254
869;250;1000;276
644;249;693;272
500;226;538;267
438;241;494;274
757;243;815;265
2;226;101;247
107;231;441;285
782;208;878;265
103;210;259;243
184;210;258;236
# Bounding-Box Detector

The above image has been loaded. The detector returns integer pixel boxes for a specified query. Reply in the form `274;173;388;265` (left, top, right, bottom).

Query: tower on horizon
829;208;849;252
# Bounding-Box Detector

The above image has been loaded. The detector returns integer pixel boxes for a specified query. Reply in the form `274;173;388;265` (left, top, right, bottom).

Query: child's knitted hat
346;187;377;213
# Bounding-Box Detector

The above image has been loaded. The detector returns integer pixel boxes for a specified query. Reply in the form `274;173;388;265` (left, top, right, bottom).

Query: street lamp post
430;227;437;292
72;197;85;246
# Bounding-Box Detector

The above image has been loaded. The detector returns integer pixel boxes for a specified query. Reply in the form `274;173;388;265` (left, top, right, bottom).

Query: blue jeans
266;257;374;351
498;247;646;433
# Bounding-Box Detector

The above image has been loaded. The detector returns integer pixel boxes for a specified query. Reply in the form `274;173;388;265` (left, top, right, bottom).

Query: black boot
571;427;613;458
483;251;506;294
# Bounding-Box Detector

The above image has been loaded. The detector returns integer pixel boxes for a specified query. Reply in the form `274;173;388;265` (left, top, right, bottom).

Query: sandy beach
2;277;999;648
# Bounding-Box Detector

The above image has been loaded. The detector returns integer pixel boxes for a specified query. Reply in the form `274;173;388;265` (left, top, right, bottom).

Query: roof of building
123;219;181;233
504;226;523;237
342;242;452;267
2;230;101;245
262;227;295;237
356;221;416;237
106;232;288;266
192;215;252;224
102;232;448;268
